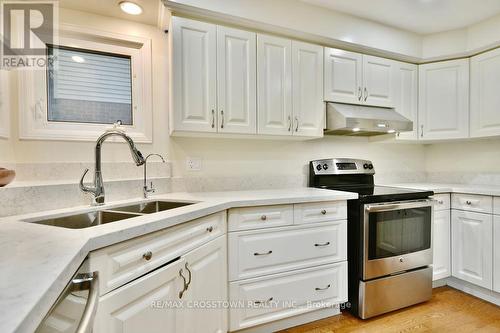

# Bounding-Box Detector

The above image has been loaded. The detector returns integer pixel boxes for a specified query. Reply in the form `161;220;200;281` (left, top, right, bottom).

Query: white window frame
0;69;9;139
18;24;153;142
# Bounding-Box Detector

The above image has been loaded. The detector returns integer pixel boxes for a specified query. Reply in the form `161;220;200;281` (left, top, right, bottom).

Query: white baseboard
433;276;500;306
232;306;341;333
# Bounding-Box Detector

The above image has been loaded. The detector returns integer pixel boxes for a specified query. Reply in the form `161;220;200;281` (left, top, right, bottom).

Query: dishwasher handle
75;272;99;333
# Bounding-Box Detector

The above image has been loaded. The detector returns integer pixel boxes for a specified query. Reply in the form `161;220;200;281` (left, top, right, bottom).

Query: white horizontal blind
52;48;132;104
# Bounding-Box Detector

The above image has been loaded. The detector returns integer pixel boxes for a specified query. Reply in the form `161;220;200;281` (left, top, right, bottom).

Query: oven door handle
365;199;433;213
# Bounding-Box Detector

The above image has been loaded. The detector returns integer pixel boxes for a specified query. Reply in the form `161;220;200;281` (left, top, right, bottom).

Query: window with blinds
47;46;133;125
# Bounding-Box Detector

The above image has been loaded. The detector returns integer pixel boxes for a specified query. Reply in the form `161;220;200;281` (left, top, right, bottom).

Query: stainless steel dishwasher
35;259;99;333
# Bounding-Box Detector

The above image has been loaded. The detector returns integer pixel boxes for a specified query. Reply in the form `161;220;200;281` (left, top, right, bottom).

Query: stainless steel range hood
324;102;413;136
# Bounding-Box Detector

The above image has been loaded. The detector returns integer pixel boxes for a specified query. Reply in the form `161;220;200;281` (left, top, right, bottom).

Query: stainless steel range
309;158;435;319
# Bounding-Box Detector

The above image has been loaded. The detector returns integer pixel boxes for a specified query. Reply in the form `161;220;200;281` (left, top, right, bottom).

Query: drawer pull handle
315;241;331;247
438;200;444;204
315;284;331;291
179;269;188;298
466;200;472;205
254;297;273;305
254;250;272;256
261;215;267;221
206;226;214;233
185;263;192;287
142;251;153;261
321;209;327;215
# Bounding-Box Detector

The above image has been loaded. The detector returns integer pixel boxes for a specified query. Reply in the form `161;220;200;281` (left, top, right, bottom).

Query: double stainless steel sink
27;201;194;229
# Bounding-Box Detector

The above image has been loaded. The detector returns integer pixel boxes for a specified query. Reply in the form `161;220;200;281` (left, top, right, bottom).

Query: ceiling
59;0;161;26
301;0;500;34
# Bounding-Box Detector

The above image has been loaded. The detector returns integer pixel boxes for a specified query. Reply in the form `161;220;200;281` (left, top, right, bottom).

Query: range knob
368;164;373;170
322;164;328;170
363;163;369;169
316;164;322;171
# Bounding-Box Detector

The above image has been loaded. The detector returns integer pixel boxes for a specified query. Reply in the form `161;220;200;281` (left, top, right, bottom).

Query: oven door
363;199;433;280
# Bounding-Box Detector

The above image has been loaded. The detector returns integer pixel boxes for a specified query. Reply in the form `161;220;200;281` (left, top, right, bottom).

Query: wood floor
278;287;500;333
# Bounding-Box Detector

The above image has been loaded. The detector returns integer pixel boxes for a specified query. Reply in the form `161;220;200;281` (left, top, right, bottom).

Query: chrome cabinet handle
179;269;188;298
364;87;368;101
295;116;299;132
315;241;331;247
421;124;424;138
220;110;224;129
466;200;472;205
185;263;192;287
211;109;215;128
206;226;214;233
254;297;273;304
74;272;99;333
288;115;292;131
315;284;331;291
260;215;267;221
321;209;327;215
254;250;272;256
142;251;153;261
438;200;444;204
358;87;362;101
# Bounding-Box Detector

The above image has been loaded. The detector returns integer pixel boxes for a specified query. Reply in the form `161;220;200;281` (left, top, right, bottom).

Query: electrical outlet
186;157;202;171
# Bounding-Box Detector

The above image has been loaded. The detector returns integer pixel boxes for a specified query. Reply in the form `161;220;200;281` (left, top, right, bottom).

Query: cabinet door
217;26;257;134
180;236;228;333
494;216;500;292
451;210;492;289
432;210;451;281
171;17;217;132
94;258;185;333
324;48;363;104
470;48;500;138
257;34;292;135
362;55;396;107
418;59;469;140
291;41;324;137
394;62;418;140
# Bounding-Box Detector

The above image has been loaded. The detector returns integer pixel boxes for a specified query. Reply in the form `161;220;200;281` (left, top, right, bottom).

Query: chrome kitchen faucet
80;129;146;206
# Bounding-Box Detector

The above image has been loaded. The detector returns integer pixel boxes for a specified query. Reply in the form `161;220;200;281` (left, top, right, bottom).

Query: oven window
368;207;431;260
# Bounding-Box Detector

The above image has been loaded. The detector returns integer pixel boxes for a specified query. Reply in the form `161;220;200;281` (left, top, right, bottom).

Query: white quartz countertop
387;183;500;196
0;188;357;333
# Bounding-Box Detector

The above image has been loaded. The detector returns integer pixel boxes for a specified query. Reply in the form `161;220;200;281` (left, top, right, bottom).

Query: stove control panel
310;158;375;175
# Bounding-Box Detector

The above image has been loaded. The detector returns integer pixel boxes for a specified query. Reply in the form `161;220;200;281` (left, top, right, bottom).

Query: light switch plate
186;157;202;171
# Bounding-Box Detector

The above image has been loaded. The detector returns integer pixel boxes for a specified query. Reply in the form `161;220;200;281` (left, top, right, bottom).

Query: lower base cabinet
494;216;500;293
94;236;227;333
451;210;493;289
432;210;451;280
228;261;347;331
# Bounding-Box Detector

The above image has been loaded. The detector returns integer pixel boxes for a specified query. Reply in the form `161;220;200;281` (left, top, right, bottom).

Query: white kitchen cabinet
217;26;257;134
470;48;500;138
394;62;418;140
171;17;217;133
179;236;228;333
291;41;324;137
324;48;363;104
494;215;500;293
451;210;493;289
257;34;293;135
324;48;396;108
432;210;451;280
362;55;396;107
94;257;185;333
418;59;469;140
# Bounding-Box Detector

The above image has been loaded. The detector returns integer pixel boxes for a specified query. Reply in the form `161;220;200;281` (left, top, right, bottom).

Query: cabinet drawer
451;193;492;214
89;212;226;295
294;201;347;225
229;261;347;331
432;193;450;211
228;221;347;281
228;205;293;231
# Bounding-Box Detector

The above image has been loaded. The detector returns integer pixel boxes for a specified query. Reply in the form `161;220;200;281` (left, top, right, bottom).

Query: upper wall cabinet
470;48;500;138
217;26;257;134
324;48;395;108
170;17;217;133
418;59;469;140
394;62;418;140
257;34;293;135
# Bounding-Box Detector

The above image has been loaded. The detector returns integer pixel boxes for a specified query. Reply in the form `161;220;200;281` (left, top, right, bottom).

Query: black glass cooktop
319;185;434;202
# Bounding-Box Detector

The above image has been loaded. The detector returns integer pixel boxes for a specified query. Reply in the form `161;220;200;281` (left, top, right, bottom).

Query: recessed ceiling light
71;55;85;63
119;1;143;15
